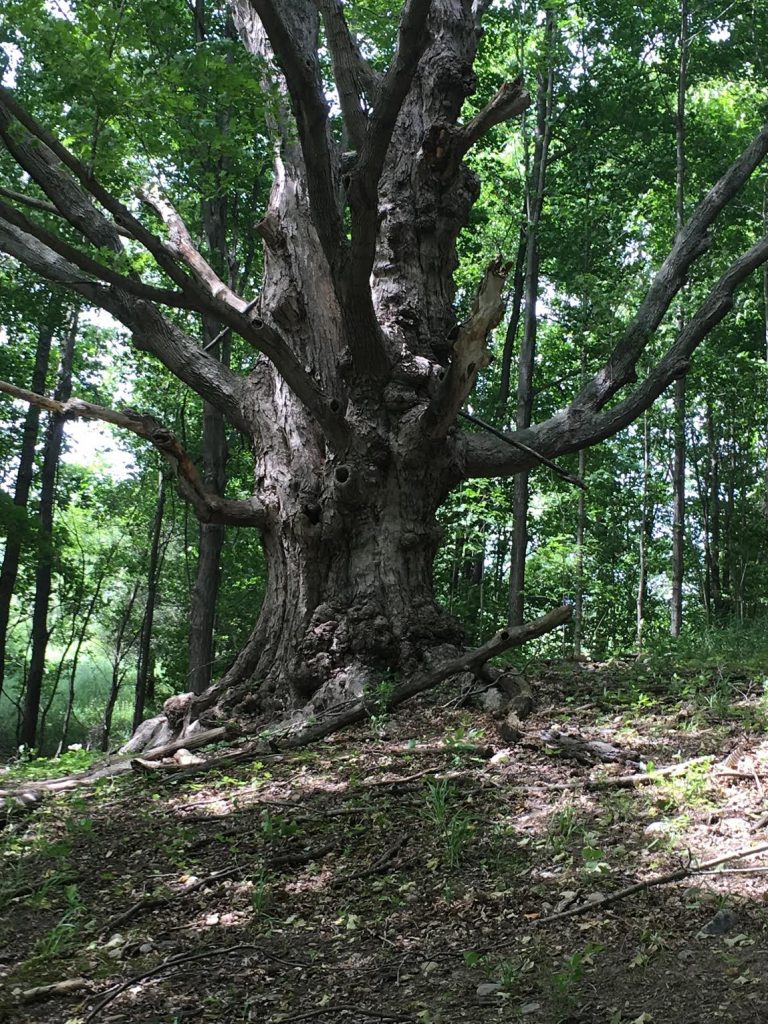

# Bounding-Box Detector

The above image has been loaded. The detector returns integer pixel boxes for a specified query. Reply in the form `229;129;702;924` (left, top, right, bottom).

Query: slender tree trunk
573;447;587;656
670;0;689;638
498;219;527;413
134;471;166;730
509;13;555;626
19;317;77;748
0;324;53;697
636;413;652;647
56;557;110;755
38;545;87;747
102;578;140;751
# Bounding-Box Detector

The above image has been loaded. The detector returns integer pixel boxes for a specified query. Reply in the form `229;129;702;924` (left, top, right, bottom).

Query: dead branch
534;841;768;926
0;382;266;528
140;187;247;309
457;79;531;156
331;835;408;888
428;257;511;438
17;978;91;1004
106;866;242;932
83;944;270;1022
273;605;572;750
271;1007;413;1024
268;840;338;869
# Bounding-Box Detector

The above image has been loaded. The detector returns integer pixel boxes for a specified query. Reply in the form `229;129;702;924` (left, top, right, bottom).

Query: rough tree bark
0;3;767;748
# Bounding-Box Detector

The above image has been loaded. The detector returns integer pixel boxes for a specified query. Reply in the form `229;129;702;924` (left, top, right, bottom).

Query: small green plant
423;780;473;868
581;836;611;876
546;806;581;855
30;884;85;960
365;672;398;735
546;943;603;1022
249;869;271;917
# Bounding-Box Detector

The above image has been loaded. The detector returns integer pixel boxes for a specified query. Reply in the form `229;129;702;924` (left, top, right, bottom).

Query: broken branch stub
429;256;511;438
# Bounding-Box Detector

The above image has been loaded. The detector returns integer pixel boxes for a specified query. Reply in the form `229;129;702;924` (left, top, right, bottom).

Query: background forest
1;0;767;757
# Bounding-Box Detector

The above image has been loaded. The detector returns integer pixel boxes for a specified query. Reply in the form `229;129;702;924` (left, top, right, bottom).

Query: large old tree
1;0;767;748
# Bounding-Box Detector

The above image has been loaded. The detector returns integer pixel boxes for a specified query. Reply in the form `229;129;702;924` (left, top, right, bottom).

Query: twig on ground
105;866;242;931
17;978;91;1003
84;944;268;1021
534;841;768;925
269;1006;413;1023
267;841;338;869
331;836;408;888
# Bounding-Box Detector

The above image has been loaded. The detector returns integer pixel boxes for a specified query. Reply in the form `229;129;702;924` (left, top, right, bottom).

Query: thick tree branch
0;220;250;431
0;199;192;309
0;88;197;294
0;381;266;528
315;0;370;149
0;92;348;445
427;256;510;438
0;184;127;236
571;120;768;414
249;0;345;270
460;233;768;478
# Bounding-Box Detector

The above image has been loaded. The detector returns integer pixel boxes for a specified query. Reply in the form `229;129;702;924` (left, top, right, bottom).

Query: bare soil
2;659;768;1024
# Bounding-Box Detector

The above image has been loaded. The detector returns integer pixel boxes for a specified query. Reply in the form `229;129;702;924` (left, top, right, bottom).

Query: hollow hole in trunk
335;466;350;484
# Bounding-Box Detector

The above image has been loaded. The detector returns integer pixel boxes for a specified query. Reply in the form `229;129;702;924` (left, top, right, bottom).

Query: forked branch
571;120;768;414
0;380;267;528
461;232;768;478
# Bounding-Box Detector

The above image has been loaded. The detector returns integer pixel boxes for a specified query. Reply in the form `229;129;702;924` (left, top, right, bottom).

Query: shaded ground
2;657;768;1024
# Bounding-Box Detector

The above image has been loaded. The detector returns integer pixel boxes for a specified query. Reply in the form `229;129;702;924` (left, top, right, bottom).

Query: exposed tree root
1;607;570;813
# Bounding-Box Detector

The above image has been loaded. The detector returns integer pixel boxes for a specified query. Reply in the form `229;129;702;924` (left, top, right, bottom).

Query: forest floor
2;656;768;1024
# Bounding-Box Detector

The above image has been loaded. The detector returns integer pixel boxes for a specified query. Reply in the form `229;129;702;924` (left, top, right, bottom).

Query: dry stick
331;836;409;889
512;754;714;792
534;842;768;926
18;978;91;1004
105;865;242;932
84;944;297;1022
271;1005;413;1023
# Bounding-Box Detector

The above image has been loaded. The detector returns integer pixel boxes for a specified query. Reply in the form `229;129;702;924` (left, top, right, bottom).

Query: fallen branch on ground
272;605;572;751
534;841;768;926
83;944;294;1022
331;836;409;889
16;978;91;1003
268;841;338;870
105;866;242;932
271;1007;414;1023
